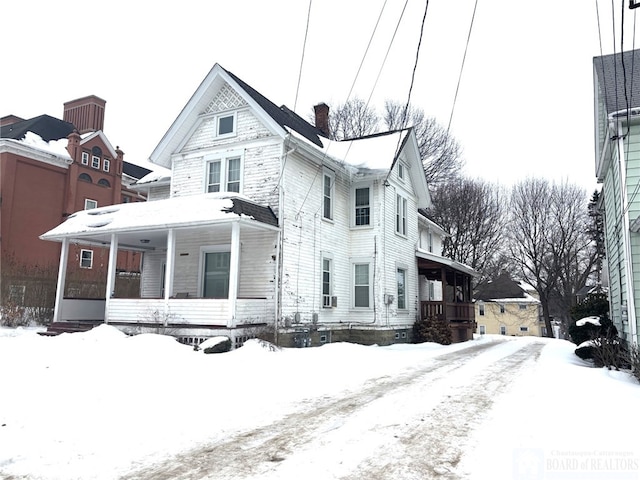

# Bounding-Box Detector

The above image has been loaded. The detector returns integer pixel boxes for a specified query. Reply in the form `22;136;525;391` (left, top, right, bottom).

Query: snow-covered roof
13;131;71;160
415;247;478;277
133;165;172;186
485;293;540;304
40;193;278;245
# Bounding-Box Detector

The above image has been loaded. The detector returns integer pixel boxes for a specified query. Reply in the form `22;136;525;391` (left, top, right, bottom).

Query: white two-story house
41;64;476;347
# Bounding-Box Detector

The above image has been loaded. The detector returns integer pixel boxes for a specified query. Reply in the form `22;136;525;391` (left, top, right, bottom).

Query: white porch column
228;221;240;328
104;233;119;324
164;229;176;321
53;238;69;323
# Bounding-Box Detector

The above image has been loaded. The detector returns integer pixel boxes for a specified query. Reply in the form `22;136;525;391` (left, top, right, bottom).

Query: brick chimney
314;103;330;137
63;95;106;134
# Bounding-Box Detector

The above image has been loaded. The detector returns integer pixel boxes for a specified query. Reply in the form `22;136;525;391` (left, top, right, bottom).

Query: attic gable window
218;114;235;136
397;162;406;182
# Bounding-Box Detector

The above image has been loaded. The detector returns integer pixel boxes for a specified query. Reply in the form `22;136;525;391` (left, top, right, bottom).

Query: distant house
593;48;640;346
474;272;543;337
0;96;150;316
41;64;477;347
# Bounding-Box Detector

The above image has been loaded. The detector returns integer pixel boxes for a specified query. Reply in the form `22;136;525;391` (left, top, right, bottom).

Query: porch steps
38;321;103;336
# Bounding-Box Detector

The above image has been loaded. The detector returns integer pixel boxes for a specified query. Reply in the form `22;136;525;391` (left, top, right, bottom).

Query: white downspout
53;238;69;323
104;233;119;324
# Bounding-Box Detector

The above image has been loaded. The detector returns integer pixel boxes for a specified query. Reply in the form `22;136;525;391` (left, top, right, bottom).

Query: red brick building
0;96;150;320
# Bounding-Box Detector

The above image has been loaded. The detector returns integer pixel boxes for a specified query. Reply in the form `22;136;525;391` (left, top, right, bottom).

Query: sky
1;325;638;479
2;0;639;193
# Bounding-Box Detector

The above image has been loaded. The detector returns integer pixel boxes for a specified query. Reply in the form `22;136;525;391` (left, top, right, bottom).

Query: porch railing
420;301;475;323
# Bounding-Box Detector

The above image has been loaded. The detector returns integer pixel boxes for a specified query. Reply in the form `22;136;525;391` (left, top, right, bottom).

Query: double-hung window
103;158;110;172
396;194;407;236
323;170;334;220
80;249;93;269
81;152;89;165
322;257;332;307
91;156;100;169
206;153;242;193
397;268;407;309
353;263;370;308
354;186;370;226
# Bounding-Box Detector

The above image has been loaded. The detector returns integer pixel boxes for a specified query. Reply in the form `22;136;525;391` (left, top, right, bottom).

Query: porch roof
415;248;479;278
40;193;279;248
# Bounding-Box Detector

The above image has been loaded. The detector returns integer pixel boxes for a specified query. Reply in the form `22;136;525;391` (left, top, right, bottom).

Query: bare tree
328;97;378;140
383;101;464;186
428;177;506;277
508;178;596;337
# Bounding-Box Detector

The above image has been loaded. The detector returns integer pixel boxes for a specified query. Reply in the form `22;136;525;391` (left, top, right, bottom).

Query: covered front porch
41;194;280;339
416;249;478;343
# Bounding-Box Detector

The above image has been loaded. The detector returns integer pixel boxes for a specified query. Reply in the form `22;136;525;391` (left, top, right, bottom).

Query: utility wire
293;0;313;111
447;0;479;133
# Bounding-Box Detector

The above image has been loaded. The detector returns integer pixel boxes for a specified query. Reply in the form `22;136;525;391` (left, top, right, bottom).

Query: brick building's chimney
63;95;106;134
314;103;330;137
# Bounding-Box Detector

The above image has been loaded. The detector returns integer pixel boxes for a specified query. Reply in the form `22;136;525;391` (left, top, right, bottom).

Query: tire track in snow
122;339;542;480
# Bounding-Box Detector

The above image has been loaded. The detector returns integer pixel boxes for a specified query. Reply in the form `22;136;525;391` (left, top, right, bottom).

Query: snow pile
0;328;638;479
19;131;71;160
576;315;602;327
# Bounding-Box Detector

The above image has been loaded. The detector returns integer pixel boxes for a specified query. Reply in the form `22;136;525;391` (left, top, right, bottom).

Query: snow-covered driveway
123;339;543;480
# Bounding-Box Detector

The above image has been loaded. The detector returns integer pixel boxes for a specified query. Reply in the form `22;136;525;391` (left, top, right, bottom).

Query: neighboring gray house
594;48;640;347
42;64;477;347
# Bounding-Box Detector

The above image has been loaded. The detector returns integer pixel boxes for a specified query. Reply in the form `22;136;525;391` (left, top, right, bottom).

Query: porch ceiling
415;248;478;278
40;193;279;251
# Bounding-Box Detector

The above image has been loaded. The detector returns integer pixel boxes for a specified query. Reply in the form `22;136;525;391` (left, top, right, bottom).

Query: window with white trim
479;325;486;335
322;257;333;308
216;113;236;137
80;249;93;269
84;199;97;210
91;156;100;169
354;186;371;226
500;325;507;335
103;158;110;172
396;194;407;236
201;246;231;298
81;152;89;165
353;263;371;308
478;302;485;316
397;161;406;182
397;268;407;309
323;170;334;220
206;154;242;193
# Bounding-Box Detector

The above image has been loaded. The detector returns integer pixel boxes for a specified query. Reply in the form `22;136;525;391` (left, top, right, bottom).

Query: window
97;178;111;187
122;195;131;203
80;249;93;268
520;326;529;333
9;285;25;304
322;257;332;308
103;158;110;172
479;325;486;335
500;325;507;335
353;263;370;308
78;173;92;183
519;304;527;310
81;152;89;165
323;171;334;220
354;187;370;226
202;251;231;298
397;268;407;309
217;113;235;136
397;162;406;181
500;303;505;314
91;156;100;169
396;194;407;236
84;199;97;210
478;302;485;316
206;154;242;193
428;232;434;253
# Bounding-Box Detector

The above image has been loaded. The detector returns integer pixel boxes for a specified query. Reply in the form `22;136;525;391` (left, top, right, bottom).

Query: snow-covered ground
0;326;638;480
